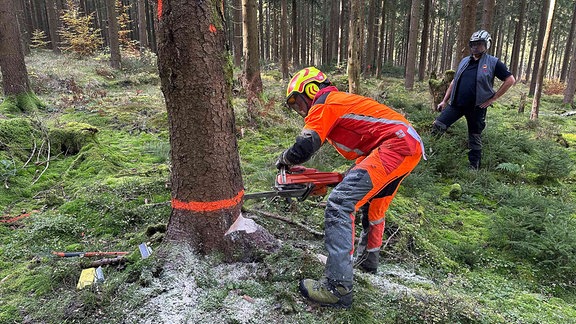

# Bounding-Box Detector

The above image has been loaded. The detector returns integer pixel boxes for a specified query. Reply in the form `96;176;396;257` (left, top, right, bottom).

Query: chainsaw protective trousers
324;137;422;284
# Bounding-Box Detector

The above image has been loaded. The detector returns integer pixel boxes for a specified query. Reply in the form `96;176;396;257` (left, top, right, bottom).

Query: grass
1;49;576;323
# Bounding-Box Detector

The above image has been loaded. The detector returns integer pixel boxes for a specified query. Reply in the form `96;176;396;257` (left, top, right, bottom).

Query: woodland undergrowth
1;50;576;323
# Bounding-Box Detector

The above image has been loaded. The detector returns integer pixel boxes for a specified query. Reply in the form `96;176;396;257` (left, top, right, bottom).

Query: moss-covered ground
1;50;576;323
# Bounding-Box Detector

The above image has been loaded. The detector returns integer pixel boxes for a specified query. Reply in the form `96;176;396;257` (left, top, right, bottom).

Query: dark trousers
432;104;487;168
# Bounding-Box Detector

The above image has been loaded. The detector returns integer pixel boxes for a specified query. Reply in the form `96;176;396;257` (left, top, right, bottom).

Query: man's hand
275;151;292;170
436;101;447;112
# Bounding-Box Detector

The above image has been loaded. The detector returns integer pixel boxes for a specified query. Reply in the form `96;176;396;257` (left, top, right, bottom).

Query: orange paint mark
172;190;244;212
0;210;39;223
209;24;217;33
157;0;163;20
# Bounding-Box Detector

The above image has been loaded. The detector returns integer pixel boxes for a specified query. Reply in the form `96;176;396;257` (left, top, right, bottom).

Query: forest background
1;0;576;323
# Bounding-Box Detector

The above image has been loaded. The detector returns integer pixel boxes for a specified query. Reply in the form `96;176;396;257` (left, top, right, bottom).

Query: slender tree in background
46;0;61;53
418;0;430;82
348;0;362;93
560;1;576;82
531;0;556;120
455;0;477;64
563;31;576;106
509;0;526;80
137;0;149;51
232;0;243;67
106;0;121;68
405;0;421;90
481;0;495;32
0;0;43;112
280;0;288;79
530;0;550;96
158;0;269;258
242;0;263;122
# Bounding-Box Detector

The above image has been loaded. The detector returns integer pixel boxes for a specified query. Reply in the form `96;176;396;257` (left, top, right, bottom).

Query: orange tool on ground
52;251;128;258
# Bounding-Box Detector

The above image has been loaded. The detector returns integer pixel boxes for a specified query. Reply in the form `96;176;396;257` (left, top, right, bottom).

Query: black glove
275;151;292;170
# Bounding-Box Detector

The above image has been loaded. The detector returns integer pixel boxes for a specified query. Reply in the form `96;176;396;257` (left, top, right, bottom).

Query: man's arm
437;80;454;111
479;74;515;109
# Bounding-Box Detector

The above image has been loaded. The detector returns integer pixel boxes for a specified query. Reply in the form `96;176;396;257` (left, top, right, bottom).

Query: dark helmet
469;30;492;50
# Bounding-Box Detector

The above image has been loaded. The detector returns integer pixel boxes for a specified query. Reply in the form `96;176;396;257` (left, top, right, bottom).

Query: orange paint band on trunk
157;0;163;19
171;190;245;212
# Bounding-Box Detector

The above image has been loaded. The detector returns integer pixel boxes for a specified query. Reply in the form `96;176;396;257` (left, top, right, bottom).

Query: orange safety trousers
323;135;422;283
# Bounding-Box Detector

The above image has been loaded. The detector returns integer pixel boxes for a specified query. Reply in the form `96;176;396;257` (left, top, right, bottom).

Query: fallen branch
382;227;401;250
31;139;50;185
242;207;324;237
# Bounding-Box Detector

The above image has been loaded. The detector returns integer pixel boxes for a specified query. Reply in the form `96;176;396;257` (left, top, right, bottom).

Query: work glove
275;150;292;170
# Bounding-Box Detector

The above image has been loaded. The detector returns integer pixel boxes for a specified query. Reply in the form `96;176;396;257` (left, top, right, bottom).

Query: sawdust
118;247;433;323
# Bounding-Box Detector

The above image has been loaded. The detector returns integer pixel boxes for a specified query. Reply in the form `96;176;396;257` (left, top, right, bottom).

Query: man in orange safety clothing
276;67;424;308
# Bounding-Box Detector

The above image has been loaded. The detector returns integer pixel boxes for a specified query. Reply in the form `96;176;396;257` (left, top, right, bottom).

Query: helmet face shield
286;93;311;117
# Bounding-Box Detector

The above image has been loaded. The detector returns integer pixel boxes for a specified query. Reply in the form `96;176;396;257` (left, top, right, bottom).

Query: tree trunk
0;0;42;112
481;0;495;32
137;0;149;51
418;0;430;81
242;0;262;122
563;26;576;106
231;0;242;66
560;1;576;82
106;0;120;68
531;0;556;120
280;0;288;79
157;0;264;259
405;0;420;90
348;0;363;93
364;0;378;75
530;0;550;97
339;0;350;65
291;0;299;68
455;0;477;64
510;0;526;80
375;0;387;77
45;0;61;53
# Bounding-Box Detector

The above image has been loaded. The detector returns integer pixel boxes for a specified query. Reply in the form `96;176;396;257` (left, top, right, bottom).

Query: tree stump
428;70;455;111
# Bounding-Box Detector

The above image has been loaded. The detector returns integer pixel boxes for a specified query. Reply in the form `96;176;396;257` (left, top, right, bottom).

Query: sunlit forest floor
1;50;576;323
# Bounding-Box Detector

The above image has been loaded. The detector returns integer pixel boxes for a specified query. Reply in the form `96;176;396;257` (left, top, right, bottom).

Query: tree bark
560;1;576;82
157;0;250;258
45;0;61;53
405;0;421;90
563;25;576;106
231;0;242;67
530;0;550;96
481;0;495;32
531;0;556;120
106;0;120;68
242;0;262;120
455;0;477;64
0;0;31;96
348;0;363;93
510;0;526;80
418;0;430;81
364;0;378;75
137;0;149;51
280;0;288;79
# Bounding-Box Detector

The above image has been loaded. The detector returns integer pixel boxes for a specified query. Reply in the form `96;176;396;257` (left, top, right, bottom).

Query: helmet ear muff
304;83;319;99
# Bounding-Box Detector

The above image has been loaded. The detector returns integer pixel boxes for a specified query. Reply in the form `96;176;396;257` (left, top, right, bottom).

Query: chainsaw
244;166;343;202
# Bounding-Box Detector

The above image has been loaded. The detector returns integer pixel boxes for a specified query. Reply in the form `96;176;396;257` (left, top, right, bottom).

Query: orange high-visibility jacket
284;89;425;165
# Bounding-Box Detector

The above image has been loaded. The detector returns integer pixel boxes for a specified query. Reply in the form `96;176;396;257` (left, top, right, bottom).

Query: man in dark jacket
433;29;515;169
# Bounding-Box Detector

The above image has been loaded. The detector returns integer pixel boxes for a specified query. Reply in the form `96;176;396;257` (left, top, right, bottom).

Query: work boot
299;278;353;309
354;251;379;274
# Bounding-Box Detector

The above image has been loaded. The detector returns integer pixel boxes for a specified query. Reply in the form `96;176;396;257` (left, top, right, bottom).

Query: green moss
0;92;45;113
49;121;98;155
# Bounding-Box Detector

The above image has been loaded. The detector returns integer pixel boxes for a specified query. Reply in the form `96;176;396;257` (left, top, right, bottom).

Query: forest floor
1;50;576;323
